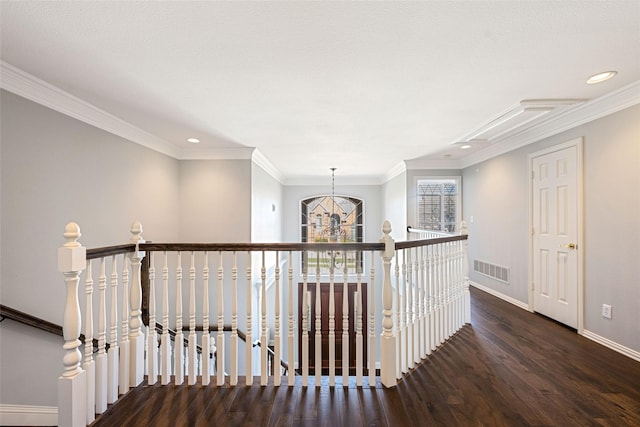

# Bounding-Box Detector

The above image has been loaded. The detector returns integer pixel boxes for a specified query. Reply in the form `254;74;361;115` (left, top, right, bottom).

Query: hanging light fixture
330;167;337;241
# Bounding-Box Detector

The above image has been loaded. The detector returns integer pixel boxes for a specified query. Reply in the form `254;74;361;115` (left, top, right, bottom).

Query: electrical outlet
602;304;612;320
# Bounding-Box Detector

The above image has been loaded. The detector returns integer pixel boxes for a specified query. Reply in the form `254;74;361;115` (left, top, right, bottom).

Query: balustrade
57;220;469;427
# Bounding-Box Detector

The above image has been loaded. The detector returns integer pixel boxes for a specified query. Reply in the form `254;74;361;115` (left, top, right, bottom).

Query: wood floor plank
90;287;640;427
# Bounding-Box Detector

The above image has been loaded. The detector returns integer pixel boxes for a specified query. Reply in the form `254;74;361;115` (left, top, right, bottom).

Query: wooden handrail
395;234;467;250
86;244;136;260
0;304;103;350
141;241;385;252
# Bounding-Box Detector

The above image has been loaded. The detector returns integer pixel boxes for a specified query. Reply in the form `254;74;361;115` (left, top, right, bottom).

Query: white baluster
119;256;130;394
419;246;426;361
407;247;414;365
342;252;349;386
380;220;397;388
145;253;157;386
329;254;335;386
288;251;295;386
160;252;171;385
246;252;253;386
274;252;281;386
394;250;401;379
260;251;268;386
356;261;363;387
301;256;309;386
108;256;120;403
230;252;238;386
429;244;436;353
128;221;145;387
188;252;197;385
95;258;107;414
368;251;376;387
58;222;87;427
174;252;184;385
413;247;421;364
82;261;95;424
314;253;322;387
202;252;210;386
400;249;407;374
217;252;225;386
461;221;471;324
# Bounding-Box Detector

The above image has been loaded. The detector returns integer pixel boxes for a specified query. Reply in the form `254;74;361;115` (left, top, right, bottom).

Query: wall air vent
474;259;510;284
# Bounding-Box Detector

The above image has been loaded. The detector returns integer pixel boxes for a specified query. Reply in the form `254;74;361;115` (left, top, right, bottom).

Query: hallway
91;287;640;426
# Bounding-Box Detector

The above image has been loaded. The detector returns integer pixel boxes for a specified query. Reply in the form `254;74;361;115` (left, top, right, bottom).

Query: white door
531;142;581;328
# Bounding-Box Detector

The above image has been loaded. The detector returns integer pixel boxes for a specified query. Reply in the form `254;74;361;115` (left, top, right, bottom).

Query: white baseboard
470;281;640;363
0;404;58;426
470;281;530;311
580;330;640;363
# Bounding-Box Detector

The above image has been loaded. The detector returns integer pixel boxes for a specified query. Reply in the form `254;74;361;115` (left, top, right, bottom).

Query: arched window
301;195;363;273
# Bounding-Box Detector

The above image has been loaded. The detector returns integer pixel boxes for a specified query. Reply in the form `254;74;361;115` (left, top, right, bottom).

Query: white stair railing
57;220;469;427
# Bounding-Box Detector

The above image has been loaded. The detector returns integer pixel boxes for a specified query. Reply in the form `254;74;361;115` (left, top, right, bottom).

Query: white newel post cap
58;222;86;273
460;220;468;236
129;220;145;256
381;220;394;257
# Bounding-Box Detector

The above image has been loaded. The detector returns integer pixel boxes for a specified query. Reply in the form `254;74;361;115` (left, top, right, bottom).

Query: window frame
413;176;462;234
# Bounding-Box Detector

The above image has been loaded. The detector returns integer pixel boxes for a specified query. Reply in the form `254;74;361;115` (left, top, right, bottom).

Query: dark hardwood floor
91;287;640;426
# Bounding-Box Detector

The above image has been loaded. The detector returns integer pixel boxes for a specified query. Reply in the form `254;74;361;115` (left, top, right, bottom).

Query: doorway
297;282;367;375
529;138;583;329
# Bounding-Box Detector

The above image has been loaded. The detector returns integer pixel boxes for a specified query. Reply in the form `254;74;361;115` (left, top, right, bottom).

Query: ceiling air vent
474;259;510;284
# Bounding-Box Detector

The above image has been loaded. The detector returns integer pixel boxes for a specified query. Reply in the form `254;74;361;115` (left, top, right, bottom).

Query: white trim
0;60;180;159
527;138;584;332
284;176;382;186
252;149;284;184
470;281;530;311
0;404;58;426
471;282;640;363
460;81;640;168
411;175;462;233
3;61;637;177
178;147;255;161
381;161;407;183
580;330;640;363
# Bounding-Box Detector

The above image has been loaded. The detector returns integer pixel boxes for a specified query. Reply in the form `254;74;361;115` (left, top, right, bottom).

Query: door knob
561;243;577;249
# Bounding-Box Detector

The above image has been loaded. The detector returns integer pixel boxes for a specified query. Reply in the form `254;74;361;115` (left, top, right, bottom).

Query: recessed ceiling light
187;137;200;143
586;71;617;85
460;144;472;150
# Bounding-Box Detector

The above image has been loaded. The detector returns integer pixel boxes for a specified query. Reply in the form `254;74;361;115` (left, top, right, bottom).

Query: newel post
58;222;87;427
379;220;397;388
128;221;146;387
461;221;471;324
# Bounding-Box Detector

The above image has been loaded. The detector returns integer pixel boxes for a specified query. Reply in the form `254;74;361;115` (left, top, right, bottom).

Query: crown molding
380;161;407;183
404;157;465;171
252;149;284;184
4;61;637;178
284;175;383;186
459;80;640;168
177;147;255;161
0;61;181;158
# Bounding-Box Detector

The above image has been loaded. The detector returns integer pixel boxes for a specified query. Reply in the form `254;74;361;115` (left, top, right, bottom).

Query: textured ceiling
1;1;639;180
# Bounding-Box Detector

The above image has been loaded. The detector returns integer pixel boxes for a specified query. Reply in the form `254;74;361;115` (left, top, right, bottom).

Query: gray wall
179;159;252;242
1;90;181;406
463;104;640;353
381;171;407;240
251;163;283;243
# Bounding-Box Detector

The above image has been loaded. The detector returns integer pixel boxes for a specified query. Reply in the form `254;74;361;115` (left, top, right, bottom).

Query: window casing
416;178;459;233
